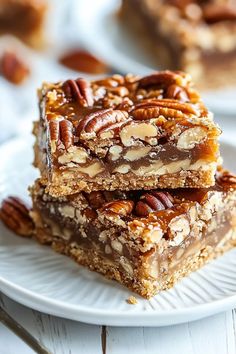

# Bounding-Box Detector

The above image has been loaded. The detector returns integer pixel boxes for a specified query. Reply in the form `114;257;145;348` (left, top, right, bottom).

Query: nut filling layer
30;167;236;298
34;71;221;195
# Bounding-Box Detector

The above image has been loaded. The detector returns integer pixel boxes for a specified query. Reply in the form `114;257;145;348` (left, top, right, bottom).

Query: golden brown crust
40;166;216;196
34;225;236;298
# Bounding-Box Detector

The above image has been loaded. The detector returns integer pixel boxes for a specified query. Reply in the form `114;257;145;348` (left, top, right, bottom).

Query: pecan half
101;200;134;216
165;84;189;102
203;4;236;24
49;119;74;151
77;109;128;137
62;78;94;106
0;196;34;237
0;51;30;85
131;99;197;120
168;0;193;8
138;71;188;89
60;120;74;149
86;191;106;209
135;192;174;217
217;171;236;188
59;49;109;74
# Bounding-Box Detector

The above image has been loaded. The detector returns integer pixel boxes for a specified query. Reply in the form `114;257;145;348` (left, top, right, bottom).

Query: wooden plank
0;293;102;354
0;323;34;354
1;292;236;354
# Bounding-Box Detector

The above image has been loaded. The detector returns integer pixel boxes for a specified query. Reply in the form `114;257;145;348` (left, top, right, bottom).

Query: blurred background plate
1;137;236;327
74;0;236;115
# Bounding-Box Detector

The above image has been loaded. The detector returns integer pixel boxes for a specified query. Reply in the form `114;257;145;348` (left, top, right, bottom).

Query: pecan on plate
0;196;34;237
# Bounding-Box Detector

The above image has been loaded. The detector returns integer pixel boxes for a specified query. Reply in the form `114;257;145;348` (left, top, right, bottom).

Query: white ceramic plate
74;0;236;115
1;137;236;326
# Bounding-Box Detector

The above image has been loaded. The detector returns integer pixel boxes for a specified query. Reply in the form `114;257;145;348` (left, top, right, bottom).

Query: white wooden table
1;118;236;354
1;292;236;354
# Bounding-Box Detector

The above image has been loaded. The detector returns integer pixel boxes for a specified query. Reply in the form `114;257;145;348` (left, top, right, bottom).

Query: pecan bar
0;0;47;48
29;167;236;298
121;0;236;89
34;71;221;196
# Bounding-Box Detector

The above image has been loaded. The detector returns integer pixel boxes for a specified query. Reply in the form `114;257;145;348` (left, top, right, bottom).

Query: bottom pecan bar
26;167;236;298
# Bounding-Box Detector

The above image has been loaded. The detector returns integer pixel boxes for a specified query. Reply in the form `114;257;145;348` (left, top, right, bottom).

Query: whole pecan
138;71;187;89
135;192;174;217
0;196;34;237
101;200;134;216
165;84;189;102
62;78;94;106
49;119;74;151
77;109;128;137
59;49;109;74
0;51;30;85
131;98;197;120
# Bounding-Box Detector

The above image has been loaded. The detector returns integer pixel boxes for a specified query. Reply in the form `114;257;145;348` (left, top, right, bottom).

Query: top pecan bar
34;71;221;196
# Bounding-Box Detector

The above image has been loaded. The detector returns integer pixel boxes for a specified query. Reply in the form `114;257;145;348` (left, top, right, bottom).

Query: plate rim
1;136;236;326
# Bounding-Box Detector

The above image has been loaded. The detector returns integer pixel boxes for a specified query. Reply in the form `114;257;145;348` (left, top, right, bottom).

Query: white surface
0;0;96;143
1;137;236;327
1;292;236;354
75;0;236;115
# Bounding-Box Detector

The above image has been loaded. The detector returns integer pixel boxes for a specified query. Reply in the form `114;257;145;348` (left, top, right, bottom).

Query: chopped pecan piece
0;196;34;237
62;78;94;106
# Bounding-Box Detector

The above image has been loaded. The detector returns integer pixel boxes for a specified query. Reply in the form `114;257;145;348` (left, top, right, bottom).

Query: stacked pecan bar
34;71;220;196
2;71;236;298
30;168;236;298
121;0;236;88
29;70;235;298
